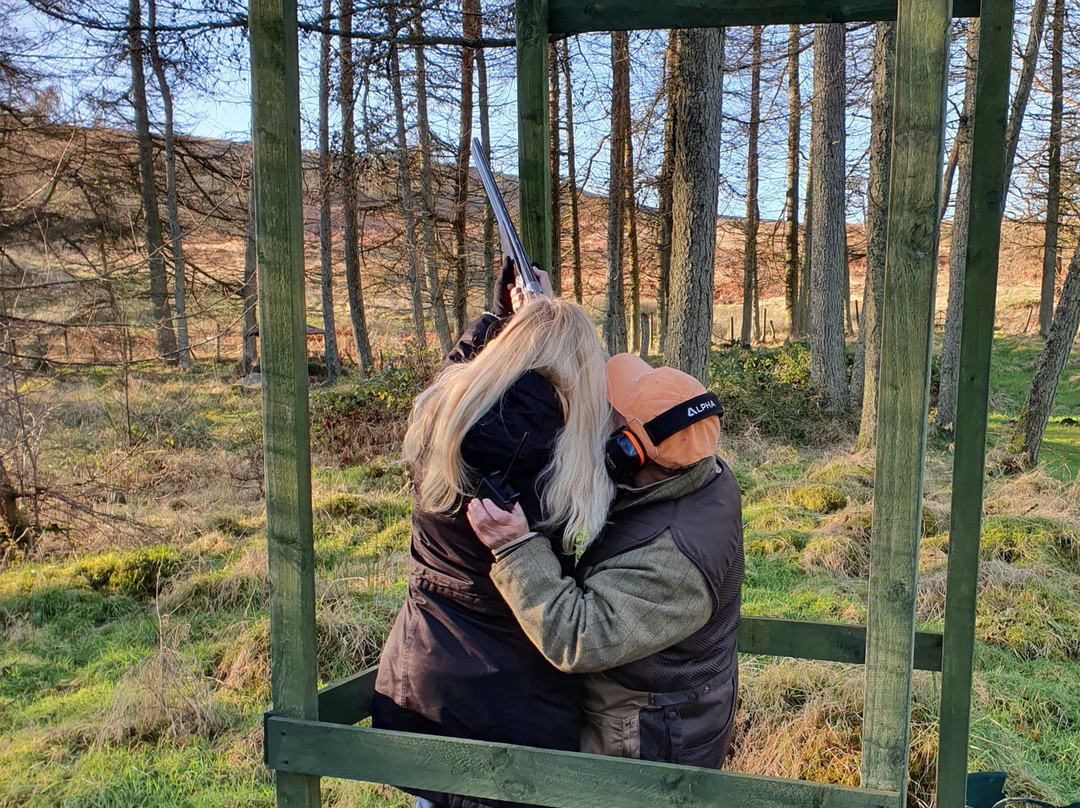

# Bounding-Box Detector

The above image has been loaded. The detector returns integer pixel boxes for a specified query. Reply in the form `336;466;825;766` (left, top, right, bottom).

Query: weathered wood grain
516;0;552;274
266;716;902;808
936;2;1014;807
862;0;953;800
547;0;980;34
249;0;320;803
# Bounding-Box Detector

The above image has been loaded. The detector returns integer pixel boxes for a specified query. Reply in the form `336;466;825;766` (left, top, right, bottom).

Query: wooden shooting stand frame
250;1;1014;806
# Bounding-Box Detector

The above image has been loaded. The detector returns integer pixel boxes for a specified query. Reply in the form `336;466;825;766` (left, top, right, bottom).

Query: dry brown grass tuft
916;559;1040;622
729;660;940;808
315;586;402;681
99;621;228;746
799;531;871;579
984;464;1079;520
807;452;875;497
214;620;270;699
720;429;798;471
158;541;268;615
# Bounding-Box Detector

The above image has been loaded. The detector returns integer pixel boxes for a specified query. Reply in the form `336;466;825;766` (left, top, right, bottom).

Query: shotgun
472;138;545;296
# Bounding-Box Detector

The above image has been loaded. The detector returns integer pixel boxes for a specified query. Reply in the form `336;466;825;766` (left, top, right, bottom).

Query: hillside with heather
2;121;1080;808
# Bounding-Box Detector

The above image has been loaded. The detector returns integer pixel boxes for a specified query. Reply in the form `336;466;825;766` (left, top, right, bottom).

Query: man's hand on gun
495;257;554;316
509;262;553;312
466;497;531;552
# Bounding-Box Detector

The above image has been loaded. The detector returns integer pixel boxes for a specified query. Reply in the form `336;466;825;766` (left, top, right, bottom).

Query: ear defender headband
603;392;723;481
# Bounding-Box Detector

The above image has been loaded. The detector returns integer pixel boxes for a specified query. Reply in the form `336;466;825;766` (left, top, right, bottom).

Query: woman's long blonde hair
404;298;613;551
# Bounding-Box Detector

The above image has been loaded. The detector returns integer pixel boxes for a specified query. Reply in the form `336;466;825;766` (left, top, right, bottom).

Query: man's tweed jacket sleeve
489;529;713;673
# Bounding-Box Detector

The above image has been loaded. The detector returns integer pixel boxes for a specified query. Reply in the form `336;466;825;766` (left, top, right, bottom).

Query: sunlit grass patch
976;574;1080;661
984;335;1080;482
1;333;1076;807
789;483;848;514
728;659;940;808
980;515;1080;569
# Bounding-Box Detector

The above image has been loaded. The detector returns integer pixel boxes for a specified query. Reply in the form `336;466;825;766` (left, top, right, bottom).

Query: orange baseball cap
605;353;721;470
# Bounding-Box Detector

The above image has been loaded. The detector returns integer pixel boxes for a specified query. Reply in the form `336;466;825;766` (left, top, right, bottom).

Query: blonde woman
372;290;613;808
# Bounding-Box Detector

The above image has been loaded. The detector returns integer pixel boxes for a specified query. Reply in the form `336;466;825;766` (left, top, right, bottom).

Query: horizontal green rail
548;0;980;33
315;617;943;725
737;616;942;671
266;715;901;808
317;667;378;725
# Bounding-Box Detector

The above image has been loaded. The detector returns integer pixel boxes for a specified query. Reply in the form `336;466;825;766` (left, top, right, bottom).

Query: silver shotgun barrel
472;138;544;295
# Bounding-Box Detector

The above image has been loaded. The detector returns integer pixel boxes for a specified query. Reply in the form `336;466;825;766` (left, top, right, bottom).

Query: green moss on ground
789;484;848;514
2;339;1079;807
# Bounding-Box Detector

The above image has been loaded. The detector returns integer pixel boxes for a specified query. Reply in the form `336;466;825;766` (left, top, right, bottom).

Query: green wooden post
936;2;1013;806
862;0;952;801
249;0;320;805
516;0;553;273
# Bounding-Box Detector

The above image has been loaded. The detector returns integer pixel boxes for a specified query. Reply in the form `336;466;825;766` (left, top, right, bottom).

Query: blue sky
16;3;1062;225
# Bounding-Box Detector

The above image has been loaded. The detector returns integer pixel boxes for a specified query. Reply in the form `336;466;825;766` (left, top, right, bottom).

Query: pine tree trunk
843;227;852;335
1040;0;1064;338
451;0;477;334
146;0;190;368
1018;238;1080;465
340;0;375;373
784;24;802;339
411;6;453;352
476;22;496;309
626;119;641;353
940;124;961;221
800;158;813;338
549;41;562;295
317;0;340;381
560;40;583;305
936;19;979;434
742;25;762;349
388;10;427;350
809;22;848;413
657;34;678;351
1004;0;1048;197
664;27;724;383
604;31;629;355
853;21;894;448
0;456;28;546
128;0;176;362
242;172;258;375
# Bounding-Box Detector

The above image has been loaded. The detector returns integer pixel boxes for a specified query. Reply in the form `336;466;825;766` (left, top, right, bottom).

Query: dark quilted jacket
372;315;581;808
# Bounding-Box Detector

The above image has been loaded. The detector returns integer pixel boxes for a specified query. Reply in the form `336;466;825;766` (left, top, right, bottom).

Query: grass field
1;336;1078;808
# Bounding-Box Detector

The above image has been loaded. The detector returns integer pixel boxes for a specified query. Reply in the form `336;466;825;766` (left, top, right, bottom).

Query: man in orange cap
467;353;744;768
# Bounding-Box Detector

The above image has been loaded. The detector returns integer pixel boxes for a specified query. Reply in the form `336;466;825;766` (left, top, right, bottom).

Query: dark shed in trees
251;1;1014;807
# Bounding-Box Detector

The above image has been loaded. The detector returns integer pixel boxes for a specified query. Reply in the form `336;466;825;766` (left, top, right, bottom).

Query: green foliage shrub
310;360;435;464
707;343;841;442
75;546;183;598
789;484;847;514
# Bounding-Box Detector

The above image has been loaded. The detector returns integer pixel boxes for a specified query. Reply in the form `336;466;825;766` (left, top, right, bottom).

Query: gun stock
472;138;544;295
